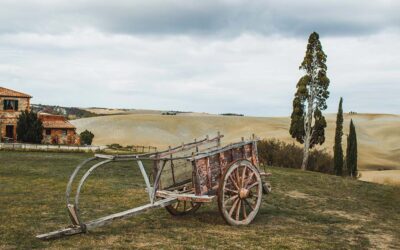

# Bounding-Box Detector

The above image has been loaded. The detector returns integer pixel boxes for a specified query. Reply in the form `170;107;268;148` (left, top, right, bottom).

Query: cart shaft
36;197;177;240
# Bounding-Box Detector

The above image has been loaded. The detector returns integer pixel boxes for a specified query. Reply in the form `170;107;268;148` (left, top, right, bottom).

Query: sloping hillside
84;108;163;115
31;104;99;119
71;113;400;171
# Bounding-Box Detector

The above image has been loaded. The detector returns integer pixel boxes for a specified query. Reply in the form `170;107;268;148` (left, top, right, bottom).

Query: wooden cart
37;133;271;240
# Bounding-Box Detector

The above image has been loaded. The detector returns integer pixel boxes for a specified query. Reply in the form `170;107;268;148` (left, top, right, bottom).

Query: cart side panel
196;147;234;195
209;154;221;189
251;141;259;167
195;158;209;194
244;144;253;162
194;141;258;195
223;149;233;166
154;138;221;190
232;147;243;161
159;159;193;190
219;151;229;171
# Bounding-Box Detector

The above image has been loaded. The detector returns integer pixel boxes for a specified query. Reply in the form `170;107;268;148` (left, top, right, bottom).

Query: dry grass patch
359;170;400;186
322;210;372;222
286;190;310;199
367;231;396;249
1;152;400;249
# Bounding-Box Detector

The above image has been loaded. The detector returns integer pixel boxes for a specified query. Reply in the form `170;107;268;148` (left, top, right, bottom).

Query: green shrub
258;139;333;174
80;130;94;145
107;143;123;149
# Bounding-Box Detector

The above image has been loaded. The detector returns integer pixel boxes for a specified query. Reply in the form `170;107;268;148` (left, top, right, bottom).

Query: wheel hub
239;188;250;199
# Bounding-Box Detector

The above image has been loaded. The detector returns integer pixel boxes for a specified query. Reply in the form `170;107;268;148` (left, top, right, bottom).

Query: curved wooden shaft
65;157;97;206
65;158;163;227
73;159;113;226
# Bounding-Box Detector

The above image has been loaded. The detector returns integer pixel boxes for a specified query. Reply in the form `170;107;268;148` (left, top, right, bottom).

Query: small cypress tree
289;32;330;170
16;110;43;143
80;130;94;145
346;119;358;178
333;98;344;175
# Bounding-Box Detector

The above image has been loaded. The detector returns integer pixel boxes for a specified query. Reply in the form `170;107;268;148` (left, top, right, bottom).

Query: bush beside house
80;130;94;145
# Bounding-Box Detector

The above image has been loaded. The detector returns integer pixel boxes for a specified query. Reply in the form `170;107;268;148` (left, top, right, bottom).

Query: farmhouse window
3;100;18;111
46;129;51;135
62;129;67;136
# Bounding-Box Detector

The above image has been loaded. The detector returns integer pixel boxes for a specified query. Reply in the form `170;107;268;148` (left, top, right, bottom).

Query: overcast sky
0;0;399;116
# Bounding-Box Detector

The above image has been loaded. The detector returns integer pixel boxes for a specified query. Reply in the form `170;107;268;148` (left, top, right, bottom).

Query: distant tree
346;119;358;178
16;110;43;143
333;98;344;176
80;130;94;145
289;32;330;170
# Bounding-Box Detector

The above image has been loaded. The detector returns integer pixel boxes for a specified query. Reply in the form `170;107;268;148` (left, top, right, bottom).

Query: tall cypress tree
346;119;358;178
333;97;344;175
289;32;330;170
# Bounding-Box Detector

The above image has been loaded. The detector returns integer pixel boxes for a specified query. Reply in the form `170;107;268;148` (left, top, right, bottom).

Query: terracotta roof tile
41;120;76;129
0;87;32;98
38;113;76;129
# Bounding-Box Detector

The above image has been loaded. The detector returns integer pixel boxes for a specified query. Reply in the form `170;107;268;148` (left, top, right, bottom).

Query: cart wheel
165;200;201;216
218;159;262;225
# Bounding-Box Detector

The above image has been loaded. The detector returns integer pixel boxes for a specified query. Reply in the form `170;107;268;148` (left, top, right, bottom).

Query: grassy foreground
0;151;399;249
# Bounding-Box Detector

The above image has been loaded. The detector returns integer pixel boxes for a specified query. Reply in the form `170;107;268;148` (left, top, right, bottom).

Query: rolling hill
71;113;400;171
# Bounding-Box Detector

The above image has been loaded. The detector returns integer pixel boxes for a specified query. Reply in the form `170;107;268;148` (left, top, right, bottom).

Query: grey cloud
2;30;398;116
0;0;399;37
0;1;399;116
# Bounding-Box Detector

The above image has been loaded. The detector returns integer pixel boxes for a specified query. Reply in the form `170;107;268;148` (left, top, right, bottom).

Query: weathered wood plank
156;134;224;158
67;204;79;225
86;197;176;230
156;190;215;203
37;198;177;240
191;140;257;160
164;178;192;191
94;154;115;159
36;226;84;240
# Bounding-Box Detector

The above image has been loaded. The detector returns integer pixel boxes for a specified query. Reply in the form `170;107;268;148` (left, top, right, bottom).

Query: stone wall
42;128;80;145
0;97;30;141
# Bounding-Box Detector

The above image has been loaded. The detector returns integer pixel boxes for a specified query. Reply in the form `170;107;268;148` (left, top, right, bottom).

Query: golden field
359;170;400;186
72;112;399;172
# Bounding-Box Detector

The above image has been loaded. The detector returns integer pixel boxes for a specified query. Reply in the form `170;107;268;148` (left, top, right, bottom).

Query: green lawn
1;151;399;249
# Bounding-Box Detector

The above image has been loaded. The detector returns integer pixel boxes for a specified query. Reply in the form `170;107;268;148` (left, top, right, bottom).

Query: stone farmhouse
38;112;80;145
0;87;79;145
0;87;31;141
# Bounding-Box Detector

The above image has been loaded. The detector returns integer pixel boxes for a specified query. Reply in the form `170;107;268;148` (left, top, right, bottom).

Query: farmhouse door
5;125;14;139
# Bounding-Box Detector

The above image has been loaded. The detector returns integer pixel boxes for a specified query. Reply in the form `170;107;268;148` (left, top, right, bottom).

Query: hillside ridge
71;113;400;171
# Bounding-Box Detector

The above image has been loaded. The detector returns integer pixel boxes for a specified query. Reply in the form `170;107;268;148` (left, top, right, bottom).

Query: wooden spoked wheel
218;159;262;225
165;200;201;216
